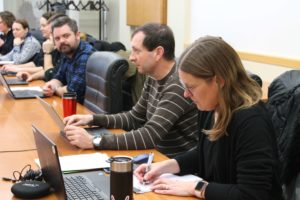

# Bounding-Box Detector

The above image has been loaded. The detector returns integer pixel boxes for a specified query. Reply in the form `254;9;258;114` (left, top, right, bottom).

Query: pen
143;152;154;185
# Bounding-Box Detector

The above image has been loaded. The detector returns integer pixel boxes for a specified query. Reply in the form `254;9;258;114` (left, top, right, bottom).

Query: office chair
84;51;129;114
266;70;300;199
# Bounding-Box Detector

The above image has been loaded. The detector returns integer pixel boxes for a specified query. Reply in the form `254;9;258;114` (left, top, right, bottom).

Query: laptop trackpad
85;127;112;137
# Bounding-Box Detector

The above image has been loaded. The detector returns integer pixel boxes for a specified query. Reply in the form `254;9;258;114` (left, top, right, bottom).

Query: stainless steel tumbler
109;156;133;200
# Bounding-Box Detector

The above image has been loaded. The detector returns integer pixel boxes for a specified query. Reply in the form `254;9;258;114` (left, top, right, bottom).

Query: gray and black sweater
92;66;198;158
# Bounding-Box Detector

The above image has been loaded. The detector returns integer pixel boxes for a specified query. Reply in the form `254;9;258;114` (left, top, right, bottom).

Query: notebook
32;124;110;200
36;96;112;137
0;73;44;99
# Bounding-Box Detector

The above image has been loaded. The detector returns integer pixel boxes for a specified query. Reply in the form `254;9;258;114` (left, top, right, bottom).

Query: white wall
188;0;298;82
190;0;300;60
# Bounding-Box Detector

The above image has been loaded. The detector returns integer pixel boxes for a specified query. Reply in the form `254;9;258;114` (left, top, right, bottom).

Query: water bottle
109;156;133;200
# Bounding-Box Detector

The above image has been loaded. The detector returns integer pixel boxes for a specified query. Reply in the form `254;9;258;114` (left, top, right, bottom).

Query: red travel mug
62;92;77;117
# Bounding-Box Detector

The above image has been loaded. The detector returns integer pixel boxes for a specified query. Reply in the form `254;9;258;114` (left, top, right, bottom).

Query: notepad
35;153;110;173
133;173;202;193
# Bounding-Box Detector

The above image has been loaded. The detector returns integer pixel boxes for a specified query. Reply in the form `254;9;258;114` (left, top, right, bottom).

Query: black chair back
84;51;129;114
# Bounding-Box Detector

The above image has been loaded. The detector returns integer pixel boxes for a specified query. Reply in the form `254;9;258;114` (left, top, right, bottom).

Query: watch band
195;180;208;199
92;136;102;149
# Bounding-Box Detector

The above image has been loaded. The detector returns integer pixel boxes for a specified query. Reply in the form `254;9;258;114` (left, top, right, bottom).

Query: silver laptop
0;73;44;99
36;96;111;137
32;124;110;200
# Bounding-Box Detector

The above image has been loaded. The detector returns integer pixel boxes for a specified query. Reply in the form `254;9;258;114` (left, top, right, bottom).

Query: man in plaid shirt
42;16;94;104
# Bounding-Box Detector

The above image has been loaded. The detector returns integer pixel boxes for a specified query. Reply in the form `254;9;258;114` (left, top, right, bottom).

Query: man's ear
154;46;164;61
75;31;81;40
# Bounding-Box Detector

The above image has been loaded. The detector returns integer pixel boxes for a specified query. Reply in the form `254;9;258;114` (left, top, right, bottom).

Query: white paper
11;86;42;91
133;173;202;193
35;153;110;172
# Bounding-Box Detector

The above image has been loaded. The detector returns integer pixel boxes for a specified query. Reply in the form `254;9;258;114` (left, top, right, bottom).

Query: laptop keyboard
64;175;104;200
6;78;27;85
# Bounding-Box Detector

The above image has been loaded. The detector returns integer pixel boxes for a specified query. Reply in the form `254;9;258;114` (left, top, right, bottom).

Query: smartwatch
195;180;208;199
92;136;102;149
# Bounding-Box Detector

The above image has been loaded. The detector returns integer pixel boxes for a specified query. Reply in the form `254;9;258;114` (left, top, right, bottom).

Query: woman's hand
134;159;180;184
2;65;19;72
16;71;33;82
151;179;198;197
13;37;24;46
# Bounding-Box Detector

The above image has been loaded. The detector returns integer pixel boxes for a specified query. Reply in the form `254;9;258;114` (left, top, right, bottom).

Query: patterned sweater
92;66;199;158
0;33;41;64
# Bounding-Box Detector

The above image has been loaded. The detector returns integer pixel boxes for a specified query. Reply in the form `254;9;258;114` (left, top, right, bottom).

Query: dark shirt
175;102;283;200
44;50;63;82
53;41;95;104
0;29;14;55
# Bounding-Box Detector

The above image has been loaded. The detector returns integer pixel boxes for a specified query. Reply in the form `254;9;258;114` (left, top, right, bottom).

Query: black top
0;29;14;55
175;102;283;200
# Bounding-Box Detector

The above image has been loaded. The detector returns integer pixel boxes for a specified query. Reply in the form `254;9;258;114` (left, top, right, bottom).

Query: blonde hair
178;36;262;141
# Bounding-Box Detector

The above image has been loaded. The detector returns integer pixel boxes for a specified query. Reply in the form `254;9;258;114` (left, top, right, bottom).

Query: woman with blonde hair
134;36;283;200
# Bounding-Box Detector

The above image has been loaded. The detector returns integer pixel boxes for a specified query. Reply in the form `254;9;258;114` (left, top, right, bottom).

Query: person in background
0;11;15;55
134;36;283;200
0;19;41;65
63;23;198;158
2;12;56;74
42;16;94;104
15;13;65;82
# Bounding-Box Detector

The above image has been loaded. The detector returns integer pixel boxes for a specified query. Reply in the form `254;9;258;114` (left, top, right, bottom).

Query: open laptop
6;78;28;85
0;73;44;99
32;124;110;200
36;96;112;137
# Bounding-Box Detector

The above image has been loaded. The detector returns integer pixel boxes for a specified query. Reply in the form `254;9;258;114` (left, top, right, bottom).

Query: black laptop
6;78;28;85
0;73;44;99
32;124;110;200
36;96;111;137
0;70;17;76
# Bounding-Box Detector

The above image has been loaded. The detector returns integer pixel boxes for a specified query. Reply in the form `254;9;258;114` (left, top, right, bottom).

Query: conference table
0;79;197;200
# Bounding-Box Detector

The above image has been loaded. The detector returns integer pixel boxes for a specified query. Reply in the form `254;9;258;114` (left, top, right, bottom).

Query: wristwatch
195;180;208;199
92;136;102;149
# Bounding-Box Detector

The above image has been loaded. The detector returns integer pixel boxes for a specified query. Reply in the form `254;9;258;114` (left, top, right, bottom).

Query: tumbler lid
108;156;132;172
62;92;77;99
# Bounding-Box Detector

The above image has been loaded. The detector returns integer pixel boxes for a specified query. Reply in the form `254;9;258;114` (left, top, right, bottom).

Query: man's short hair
132;23;175;60
51;16;78;33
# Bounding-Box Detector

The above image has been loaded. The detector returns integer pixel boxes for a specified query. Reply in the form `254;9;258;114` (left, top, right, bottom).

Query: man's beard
59;44;75;56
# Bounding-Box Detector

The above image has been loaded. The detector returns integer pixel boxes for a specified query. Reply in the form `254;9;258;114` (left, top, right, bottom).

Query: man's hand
42;81;56;96
64;125;94;149
63;114;93;126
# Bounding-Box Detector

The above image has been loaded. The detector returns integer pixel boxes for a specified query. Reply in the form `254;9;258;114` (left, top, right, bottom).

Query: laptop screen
32;124;68;199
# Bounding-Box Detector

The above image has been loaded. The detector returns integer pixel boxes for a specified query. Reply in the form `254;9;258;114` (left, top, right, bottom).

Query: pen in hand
143;152;154;185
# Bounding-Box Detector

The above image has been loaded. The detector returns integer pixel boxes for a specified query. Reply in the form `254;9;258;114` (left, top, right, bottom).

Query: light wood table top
0;80;197;200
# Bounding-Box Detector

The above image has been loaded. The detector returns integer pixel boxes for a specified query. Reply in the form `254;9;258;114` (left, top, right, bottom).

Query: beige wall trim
238;51;300;69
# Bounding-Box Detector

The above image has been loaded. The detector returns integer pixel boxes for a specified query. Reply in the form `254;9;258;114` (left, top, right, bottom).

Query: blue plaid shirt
54;41;95;104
